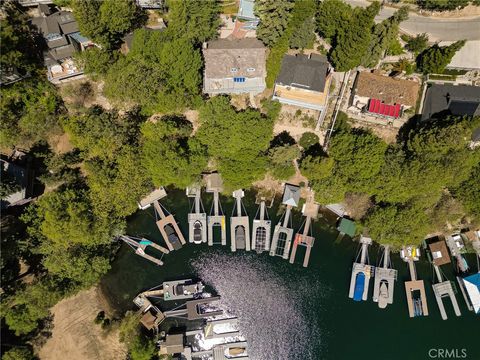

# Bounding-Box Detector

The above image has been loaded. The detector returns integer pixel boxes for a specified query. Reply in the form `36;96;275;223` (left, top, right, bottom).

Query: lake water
101;189;479;360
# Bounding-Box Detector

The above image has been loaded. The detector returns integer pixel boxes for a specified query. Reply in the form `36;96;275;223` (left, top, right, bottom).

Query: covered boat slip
187;186;207;244
230;189;251;252
348;236;374;302
251;199;271;253
205;173;227;246
372;245;397;309
402;246;429;317
289;192;319;267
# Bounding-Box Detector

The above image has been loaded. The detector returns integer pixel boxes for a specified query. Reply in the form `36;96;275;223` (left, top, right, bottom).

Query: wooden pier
402;246;429;317
348;236;374;301
289;191;319;267
251;199;271;253
372;245;397;308
270;184;300;259
118;235;169;266
205;174;226;246
230;189;251;252
187;186;207;244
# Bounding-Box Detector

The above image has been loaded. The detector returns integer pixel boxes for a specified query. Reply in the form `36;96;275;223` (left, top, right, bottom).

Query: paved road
345;0;480;41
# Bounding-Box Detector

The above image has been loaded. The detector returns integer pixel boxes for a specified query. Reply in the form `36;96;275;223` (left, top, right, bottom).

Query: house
31;6;94;83
421;84;480;121
202;38;266;95
237;0;259;30
1;150;33;210
272;54;332;112
351;71;420;120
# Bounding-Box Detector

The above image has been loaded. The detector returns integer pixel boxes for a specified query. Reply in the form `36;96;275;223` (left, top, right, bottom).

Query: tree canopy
416;40;466;74
255;0;294;47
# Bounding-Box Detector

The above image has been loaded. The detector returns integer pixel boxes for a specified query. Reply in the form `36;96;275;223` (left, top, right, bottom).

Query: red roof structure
367;98;402;119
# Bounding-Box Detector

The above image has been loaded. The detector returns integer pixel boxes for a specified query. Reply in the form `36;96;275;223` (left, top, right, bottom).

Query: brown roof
429;240;451;266
203;38;266;79
355;72;420;107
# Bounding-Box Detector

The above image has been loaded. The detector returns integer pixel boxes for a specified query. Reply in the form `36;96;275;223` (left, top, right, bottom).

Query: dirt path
38;287;127;360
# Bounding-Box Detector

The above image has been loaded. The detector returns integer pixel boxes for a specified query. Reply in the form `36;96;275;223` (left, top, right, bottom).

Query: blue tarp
353;272;365;301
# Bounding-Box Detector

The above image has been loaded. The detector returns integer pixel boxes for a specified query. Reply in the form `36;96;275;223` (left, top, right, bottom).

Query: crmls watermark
428;349;468;359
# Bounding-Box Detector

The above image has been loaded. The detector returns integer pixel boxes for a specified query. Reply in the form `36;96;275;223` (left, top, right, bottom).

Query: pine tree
417;40;466;74
255;0;294;47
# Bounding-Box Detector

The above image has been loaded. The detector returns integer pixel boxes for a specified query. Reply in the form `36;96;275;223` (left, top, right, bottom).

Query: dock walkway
251;199;271;253
205;174;227;246
372;245;397;308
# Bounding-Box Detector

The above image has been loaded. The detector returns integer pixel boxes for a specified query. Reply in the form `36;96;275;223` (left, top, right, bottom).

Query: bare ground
38;287;127;360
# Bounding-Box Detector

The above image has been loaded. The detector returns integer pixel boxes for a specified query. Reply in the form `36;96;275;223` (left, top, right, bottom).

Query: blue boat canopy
353;272;365;302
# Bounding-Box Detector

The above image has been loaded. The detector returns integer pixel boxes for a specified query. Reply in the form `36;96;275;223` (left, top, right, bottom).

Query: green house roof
338;218;356;237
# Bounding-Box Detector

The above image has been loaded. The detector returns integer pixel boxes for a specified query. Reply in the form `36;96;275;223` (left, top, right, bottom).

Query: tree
454;164;480;218
362;6;409;67
141;116;207;188
166;0;221;44
255;0;294;47
74;47;117;79
289;0;316;50
2;347;34;360
299;132;319;149
405;33;429;55
0;166;21;198
316;0;353;42
417;40;466;74
197;96;274;190
330;2;380;71
268;145;300;180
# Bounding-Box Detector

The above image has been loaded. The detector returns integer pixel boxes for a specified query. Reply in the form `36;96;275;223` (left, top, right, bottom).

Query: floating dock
139;187;186;251
445;234;469;273
251;198;271;253
230;189;250;252
163;296;223;320
205;173;226;246
191;342;249;360
118;235;169;266
401;246;429;317
348;236;374;301
187;186;207;244
270;184;300;259
372;245;397;309
186;317;240;340
289;191;319;267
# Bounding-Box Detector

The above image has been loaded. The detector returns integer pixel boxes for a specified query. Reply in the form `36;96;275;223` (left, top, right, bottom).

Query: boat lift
251;192;274;253
270;184;300;259
401;245;429;317
230;189;250;252
372;245;397;309
289;191;319;267
138;187;186;251
205;173;226;246
187;186;207;244
117;235;169;266
348;236;375;301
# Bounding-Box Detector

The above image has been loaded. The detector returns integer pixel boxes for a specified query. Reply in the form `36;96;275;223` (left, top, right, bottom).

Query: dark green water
101;189;479;360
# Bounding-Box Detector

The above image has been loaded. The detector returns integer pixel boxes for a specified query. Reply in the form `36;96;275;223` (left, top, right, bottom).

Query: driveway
345;0;480;41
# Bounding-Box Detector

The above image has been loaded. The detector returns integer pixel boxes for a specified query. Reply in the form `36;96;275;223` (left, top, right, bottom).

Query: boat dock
372;245;397;308
445;234;469;273
401;246;429;317
289;191;319;267
205;173;226;246
191;342;249;360
251;197;272;253
117;235;169;266
270;184;300;259
139;187;186;251
230;189;250;252
187;186;207;244
164;296;223;320
185;317;240;340
348;236;374;301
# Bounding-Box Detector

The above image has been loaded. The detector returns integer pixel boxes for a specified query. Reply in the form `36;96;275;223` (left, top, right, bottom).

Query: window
234;77;246;83
247;67;256;72
231;67;238;73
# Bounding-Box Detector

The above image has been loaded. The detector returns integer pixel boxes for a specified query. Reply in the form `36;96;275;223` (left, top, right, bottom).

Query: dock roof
428;240;451;266
338;218;356;237
276;54;329;93
354;71;420;107
282;184;300;207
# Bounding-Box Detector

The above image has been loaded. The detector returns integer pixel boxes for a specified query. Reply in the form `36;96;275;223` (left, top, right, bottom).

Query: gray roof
49;44;75;60
276;54;329;92
282;184;300;207
32;11;78;37
421;84;480;121
39;3;52;15
46;35;68;49
203;39;266;79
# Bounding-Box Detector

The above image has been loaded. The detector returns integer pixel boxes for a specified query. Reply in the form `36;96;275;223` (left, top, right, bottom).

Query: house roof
46;35;68;49
49;44;75;60
354;71;420;107
1;159;27;208
282;184;300;207
38;3;52;16
203;39;266;79
421;84;480;121
238;0;258;20
32;10;79;37
276;54;329;93
428;240;451;266
338;218;356;237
